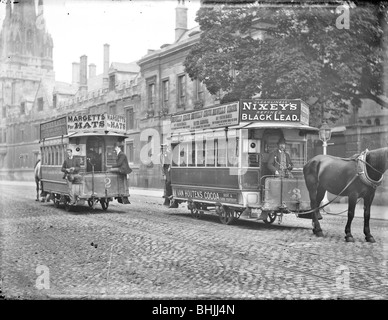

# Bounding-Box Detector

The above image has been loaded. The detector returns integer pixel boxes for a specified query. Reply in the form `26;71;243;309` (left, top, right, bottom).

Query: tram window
216;138;227;167
196;140;205;166
171;143;179;167
106;146;117;167
188;139;196;167
289;142;305;168
42;148;45;165
55;147;59;165
58;146;63;164
47;147;51;165
206;138;215;167
179;144;187;167
227;136;239;167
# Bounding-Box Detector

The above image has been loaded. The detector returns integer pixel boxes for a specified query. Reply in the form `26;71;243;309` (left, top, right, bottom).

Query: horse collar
356;149;384;189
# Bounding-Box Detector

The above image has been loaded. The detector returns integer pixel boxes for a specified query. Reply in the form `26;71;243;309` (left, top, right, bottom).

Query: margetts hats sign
67;113;126;134
40;113;127;139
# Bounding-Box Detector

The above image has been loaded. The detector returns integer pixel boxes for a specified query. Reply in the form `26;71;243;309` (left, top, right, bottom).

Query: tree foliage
184;1;388;126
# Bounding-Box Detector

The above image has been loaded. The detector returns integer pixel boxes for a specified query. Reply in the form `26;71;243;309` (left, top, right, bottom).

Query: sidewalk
1;180;387;220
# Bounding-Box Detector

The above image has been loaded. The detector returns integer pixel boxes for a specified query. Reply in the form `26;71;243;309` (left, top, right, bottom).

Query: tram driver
61;148;81;205
267;138;293;178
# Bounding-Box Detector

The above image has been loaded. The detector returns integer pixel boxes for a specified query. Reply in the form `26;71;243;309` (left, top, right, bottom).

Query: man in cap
267;137;293;177
61;148;81;205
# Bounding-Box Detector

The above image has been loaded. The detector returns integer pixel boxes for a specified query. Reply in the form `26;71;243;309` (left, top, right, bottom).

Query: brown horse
303;147;388;243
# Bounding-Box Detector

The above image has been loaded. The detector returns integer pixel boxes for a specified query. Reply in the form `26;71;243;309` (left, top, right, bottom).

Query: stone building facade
0;1;387;201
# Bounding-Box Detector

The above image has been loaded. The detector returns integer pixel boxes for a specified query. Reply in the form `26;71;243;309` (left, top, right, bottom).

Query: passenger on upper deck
267;138;293;178
61;148;81;205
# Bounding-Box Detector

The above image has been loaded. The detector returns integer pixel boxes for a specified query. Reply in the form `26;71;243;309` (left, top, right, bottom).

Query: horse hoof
345;236;355;243
366;236;376;243
315;231;324;237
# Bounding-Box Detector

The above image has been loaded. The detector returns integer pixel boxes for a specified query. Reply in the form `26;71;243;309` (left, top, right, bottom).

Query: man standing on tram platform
108;142;132;203
267;138;294;177
61;148;81;205
160;144;178;208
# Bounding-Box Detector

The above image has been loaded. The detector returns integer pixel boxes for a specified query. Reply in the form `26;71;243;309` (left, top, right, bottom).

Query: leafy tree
184;1;388;126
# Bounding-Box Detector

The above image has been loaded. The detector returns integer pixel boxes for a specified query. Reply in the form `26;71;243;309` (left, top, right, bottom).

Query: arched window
26;29;33;53
375;118;381;126
366;119;372;125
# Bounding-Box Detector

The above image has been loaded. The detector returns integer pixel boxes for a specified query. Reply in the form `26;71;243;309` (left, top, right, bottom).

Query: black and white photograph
0;0;387;307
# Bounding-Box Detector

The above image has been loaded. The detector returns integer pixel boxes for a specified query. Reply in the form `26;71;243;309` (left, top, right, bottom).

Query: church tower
0;0;56;179
0;0;53;70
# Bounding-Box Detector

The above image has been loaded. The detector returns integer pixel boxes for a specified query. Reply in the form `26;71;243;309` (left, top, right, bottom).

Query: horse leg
35;179;39;201
344;194;357;242
312;186;325;237
363;192;376;243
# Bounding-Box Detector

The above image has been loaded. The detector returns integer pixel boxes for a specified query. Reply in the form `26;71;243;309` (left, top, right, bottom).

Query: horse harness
293;149;383;215
356;149;384;189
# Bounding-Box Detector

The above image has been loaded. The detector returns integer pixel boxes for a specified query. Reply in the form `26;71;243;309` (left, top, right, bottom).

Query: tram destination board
40;116;67;139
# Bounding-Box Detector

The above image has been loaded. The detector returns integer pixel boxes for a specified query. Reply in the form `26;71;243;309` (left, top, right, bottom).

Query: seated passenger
267;138;293;177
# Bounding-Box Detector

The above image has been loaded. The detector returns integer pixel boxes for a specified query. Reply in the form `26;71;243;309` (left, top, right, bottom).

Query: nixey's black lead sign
240;99;309;125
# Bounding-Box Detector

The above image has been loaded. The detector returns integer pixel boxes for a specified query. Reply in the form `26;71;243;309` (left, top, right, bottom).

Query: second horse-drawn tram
168;99;319;225
39;113;131;211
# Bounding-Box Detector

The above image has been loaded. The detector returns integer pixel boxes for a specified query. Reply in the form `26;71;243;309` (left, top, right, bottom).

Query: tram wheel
101;199;109;211
219;206;235;225
264;212;276;224
88;199;95;208
190;208;204;219
53;195;60;208
64;199;72;212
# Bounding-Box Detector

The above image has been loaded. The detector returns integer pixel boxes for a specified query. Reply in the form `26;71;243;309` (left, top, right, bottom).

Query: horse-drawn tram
39;113;130;211
168;99;319;225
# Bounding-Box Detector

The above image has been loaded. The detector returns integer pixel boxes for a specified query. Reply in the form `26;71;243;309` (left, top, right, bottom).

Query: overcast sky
0;0;201;83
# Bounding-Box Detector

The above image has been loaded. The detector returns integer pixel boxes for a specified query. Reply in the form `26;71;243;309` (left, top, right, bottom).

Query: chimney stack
175;0;188;42
89;63;96;78
103;44;110;87
72;62;80;86
79;55;88;93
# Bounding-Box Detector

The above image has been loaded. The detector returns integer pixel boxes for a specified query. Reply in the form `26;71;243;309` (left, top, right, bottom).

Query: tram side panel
41;165;68;195
170;167;263;209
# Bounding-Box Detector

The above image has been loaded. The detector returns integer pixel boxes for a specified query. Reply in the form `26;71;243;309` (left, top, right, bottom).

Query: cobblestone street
1;182;387;300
